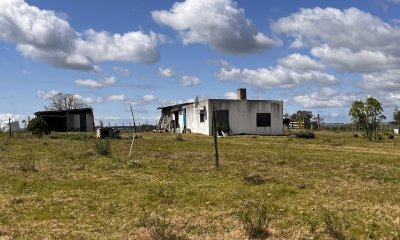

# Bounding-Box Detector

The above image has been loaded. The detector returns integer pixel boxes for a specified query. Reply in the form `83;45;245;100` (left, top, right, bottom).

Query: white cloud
0;113;26;123
142;94;155;102
272;7;400;74
216;61;337;88
224;91;238;99
158;98;195;107
159;67;176;78
73;94;93;104
108;94;127;101
278;53;323;72
96;97;104;103
293;87;355;108
180;75;201;86
76;29;160;64
112;66;130;77
311;45;400;73
75;76;117;88
0;0;161;71
37;90;59;100
152;0;280;54
362;70;400;92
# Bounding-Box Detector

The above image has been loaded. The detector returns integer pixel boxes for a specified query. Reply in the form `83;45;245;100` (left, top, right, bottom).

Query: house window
257;113;271;127
200;109;205;122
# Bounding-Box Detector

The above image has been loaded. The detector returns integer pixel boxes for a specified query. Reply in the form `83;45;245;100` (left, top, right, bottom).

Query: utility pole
212;105;220;169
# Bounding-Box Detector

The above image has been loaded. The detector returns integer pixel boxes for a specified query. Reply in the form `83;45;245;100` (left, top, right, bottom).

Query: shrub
94;139;111;156
149;182;176;205
27;117;50;137
138;209;186;240
19;160;38;172
353;133;359;138
127;160;145;169
237;199;270;239
301;213;319;234
175;134;184;141
296;131;315;139
243;173;266;185
322;208;350;240
387;134;394;139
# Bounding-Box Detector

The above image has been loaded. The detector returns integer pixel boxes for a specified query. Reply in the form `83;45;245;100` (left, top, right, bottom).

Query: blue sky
1;0;400;126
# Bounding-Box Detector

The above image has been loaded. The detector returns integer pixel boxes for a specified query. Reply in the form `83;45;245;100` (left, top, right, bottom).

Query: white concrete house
158;89;283;136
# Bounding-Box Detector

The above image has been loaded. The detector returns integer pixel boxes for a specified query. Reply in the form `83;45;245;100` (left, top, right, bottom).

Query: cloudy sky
1;0;400;126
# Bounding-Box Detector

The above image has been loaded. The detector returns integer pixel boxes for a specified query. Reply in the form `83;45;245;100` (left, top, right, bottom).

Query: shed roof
35;108;93;116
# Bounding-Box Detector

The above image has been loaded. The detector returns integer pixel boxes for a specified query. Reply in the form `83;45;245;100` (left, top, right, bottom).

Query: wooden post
9;118;11;138
212;105;220;169
130;106;137;133
129;134;136;157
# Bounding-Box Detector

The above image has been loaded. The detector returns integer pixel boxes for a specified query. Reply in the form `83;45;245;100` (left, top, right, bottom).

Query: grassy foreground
0;131;399;239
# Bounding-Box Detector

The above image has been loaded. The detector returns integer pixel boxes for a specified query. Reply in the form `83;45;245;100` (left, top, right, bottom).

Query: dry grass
0;131;399;239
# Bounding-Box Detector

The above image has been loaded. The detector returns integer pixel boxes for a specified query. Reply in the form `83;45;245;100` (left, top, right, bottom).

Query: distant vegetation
0;130;399;239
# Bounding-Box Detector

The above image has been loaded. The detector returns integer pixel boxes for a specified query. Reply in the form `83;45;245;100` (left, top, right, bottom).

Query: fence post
212;104;220;169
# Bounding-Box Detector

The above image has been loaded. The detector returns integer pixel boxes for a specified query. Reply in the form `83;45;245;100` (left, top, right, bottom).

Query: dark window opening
257;113;271;127
200;112;205;122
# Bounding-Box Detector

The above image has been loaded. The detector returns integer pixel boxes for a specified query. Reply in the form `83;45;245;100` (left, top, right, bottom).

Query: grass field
0;131;399;239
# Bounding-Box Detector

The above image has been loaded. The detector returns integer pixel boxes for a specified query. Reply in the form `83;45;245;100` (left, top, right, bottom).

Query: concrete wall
184;103;210;135
203;99;283;135
159;99;283;136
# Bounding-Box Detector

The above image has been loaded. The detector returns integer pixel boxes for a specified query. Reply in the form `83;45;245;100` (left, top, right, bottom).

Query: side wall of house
185;102;210;135
207;100;283;136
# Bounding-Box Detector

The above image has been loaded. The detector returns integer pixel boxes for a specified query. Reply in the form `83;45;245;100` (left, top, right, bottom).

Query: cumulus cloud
73;94;93;104
293;87;356;108
112;66;130;76
0;0;161;71
142;94;155;102
224;91;238;99
152;0;280;54
311;45;400;73
362;70;400;92
108;94;128;101
159;67;176;78
180;75;201;86
216;60;337;88
75;76;117;88
37;90;59;100
278;53;323;72
76;29;160;64
272;7;400;73
0;113;26;123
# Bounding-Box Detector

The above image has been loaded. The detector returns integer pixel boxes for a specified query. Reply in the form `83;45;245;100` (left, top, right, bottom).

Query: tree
349;97;386;141
45;93;87;110
27;116;50;137
394;106;400;127
291;111;313;129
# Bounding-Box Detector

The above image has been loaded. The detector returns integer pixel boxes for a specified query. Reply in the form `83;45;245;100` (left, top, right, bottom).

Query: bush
175;134;184;141
149;182;176;205
138;209;186;240
94;139;111;156
353;133;359;138
237;199;270;239
243;173;266;185
387;134;394;139
296;131;315;139
19;160;38;172
322;208;350;240
27;117;50;137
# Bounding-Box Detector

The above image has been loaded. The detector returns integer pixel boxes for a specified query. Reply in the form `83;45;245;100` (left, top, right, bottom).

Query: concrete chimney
237;88;247;100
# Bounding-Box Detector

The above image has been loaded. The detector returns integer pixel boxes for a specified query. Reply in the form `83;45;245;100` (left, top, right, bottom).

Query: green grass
0;131;399;239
